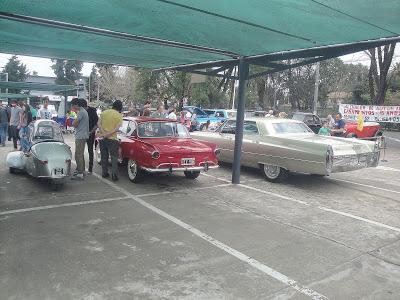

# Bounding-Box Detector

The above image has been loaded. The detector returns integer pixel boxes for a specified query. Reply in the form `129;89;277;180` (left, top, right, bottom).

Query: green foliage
51;59;83;85
86;65;99;101
134;69;163;103
1;55;28;93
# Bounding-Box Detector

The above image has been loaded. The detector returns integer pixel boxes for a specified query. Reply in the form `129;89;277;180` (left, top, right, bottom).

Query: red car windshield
137;122;190;138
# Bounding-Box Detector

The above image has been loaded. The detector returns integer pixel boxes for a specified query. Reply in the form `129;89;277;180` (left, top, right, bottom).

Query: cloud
0;53;93;77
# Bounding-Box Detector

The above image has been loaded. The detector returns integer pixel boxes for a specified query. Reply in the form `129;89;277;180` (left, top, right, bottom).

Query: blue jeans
0;123;7;145
19;126;30;152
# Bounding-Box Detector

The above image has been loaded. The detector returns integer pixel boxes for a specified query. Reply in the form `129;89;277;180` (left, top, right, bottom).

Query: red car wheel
127;159;144;183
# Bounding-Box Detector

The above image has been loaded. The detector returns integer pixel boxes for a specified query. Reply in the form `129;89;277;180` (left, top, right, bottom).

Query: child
318;122;331;136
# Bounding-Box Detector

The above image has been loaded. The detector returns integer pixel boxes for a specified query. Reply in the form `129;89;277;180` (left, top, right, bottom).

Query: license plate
181;158;195;166
54;168;64;175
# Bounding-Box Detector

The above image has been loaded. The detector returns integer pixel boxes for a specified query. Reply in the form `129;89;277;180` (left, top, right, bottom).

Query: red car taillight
151;151;160;159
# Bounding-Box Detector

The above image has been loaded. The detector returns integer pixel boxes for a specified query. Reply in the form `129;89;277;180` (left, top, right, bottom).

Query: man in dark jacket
0;103;8;146
84;101;99;173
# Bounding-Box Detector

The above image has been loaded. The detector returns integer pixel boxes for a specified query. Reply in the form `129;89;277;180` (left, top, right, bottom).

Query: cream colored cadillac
191;118;380;182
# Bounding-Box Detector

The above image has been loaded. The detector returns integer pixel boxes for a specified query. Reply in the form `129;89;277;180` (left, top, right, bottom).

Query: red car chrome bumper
141;162;218;173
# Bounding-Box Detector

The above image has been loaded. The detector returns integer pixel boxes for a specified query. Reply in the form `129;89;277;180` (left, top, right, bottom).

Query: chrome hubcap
264;165;280;179
128;160;137;178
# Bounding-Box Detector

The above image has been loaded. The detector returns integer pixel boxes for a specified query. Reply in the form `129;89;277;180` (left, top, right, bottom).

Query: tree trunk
368;43;396;105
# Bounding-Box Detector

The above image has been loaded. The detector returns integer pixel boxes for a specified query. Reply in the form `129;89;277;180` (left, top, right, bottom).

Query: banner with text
339;104;400;123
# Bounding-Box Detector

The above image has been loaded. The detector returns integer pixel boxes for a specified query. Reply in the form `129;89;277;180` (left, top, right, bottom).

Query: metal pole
88;75;91;102
313;62;320;115
231;66;237;110
64;90;68;130
232;58;249;184
5;72;8;94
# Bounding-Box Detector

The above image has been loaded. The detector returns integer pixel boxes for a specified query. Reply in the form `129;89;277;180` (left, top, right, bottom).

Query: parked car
292;112;323;133
6;119;72;190
191;118;380;182
182;106;221;131
204;109;237;120
344;121;383;139
96;117;219;182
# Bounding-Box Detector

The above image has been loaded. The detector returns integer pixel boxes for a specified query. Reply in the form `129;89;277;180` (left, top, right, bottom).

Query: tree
367;43;396;105
97;66;136;104
51;59;83;85
1;55;28;93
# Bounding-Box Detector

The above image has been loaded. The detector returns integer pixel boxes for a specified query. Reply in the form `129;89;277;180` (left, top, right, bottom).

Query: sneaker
71;173;84;180
102;173;110;178
112;174;119;181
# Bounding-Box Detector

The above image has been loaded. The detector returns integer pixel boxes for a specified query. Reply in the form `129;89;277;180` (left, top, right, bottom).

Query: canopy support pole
64;90;68;130
232;57;249;184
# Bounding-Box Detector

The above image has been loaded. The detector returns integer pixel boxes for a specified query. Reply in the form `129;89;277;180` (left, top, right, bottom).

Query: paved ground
1;132;400;300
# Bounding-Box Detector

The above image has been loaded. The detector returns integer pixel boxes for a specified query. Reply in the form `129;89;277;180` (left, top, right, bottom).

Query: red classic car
344;121;383;139
97;117;219;182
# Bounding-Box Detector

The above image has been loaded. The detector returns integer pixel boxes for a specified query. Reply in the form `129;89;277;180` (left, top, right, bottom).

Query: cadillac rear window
272;122;313;134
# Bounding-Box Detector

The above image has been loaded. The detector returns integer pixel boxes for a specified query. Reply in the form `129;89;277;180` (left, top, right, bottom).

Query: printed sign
339;104;400;123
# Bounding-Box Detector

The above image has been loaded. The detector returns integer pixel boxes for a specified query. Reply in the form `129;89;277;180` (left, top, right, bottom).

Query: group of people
69;98;122;181
125;101;178;120
318;113;346;136
0;98;55;150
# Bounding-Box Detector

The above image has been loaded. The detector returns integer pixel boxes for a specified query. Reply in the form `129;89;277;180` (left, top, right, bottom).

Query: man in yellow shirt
97;100;123;181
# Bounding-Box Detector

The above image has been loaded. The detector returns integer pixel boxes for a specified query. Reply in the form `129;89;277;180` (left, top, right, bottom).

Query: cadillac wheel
127;159;143;183
261;164;289;182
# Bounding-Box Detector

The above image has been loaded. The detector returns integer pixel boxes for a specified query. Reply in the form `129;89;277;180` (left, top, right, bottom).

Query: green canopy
0;1;399;69
0;93;29;99
0;81;77;92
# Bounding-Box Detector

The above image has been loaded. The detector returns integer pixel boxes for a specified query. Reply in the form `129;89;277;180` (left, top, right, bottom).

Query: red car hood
144;138;213;154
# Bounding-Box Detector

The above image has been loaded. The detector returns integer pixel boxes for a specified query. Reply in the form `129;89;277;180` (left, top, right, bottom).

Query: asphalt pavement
1;132;400;299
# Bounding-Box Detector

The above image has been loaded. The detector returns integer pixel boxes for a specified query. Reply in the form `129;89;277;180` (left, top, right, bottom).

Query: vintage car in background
97;117;219;182
204;109;237;121
6;119;72;190
191;118;380;182
182;106;222;131
292;112;323;133
344;121;383;139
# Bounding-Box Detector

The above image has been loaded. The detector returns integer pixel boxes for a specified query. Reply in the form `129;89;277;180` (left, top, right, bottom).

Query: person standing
97;100;123;181
167;107;177;120
30;105;38;121
141;100;151;116
38;97;52;119
18;102;32;152
9;100;22;150
326;114;335;128
0;103;8;146
85;102;99;174
7;104;11;141
71;98;89;180
151;104;166;118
